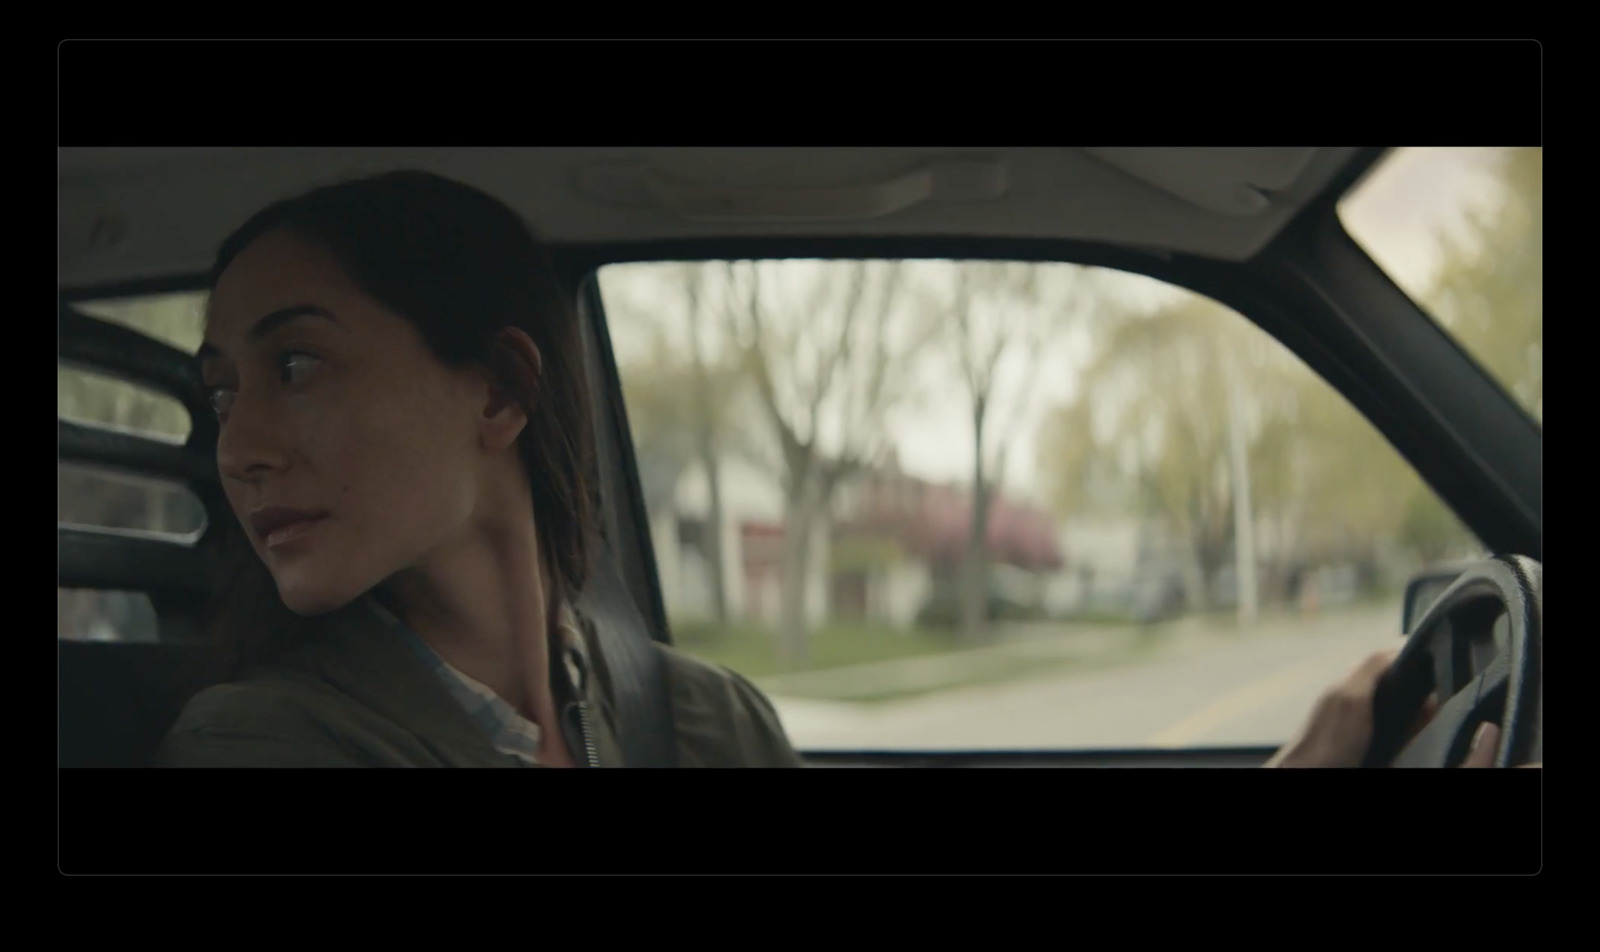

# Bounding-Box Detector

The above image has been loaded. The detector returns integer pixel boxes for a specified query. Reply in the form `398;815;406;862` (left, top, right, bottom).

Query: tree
722;259;940;665
607;267;755;624
679;266;732;623
1376;147;1540;565
1424;147;1542;423
1039;294;1302;616
935;262;1096;642
1035;150;1542;596
1289;375;1424;563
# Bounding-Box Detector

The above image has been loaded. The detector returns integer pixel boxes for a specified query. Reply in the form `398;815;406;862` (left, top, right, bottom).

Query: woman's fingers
1460;722;1500;768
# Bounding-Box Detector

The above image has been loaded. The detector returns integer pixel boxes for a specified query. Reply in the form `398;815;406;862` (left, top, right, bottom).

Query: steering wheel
1362;555;1542;768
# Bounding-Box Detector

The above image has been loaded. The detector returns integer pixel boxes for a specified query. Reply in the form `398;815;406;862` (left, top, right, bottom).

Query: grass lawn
666;598;1402;703
668;617;1161;702
669;619;971;680
806;642;1168;703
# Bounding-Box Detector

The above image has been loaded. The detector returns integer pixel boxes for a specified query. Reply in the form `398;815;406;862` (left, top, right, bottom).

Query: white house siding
877;561;932;629
651;454;833;628
1058;517;1142;599
804;519;832;629
648;509;686;617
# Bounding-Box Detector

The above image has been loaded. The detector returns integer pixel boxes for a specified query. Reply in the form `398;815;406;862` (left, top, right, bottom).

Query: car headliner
57;147;1370;290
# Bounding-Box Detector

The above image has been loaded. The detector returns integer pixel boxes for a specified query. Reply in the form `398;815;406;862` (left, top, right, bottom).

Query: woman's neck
379;510;562;729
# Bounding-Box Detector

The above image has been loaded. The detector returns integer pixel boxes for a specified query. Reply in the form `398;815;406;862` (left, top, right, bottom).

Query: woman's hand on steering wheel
1462;722;1542;768
1266;647;1540;768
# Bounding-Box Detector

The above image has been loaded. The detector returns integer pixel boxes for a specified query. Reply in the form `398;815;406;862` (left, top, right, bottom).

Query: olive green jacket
154;597;803;768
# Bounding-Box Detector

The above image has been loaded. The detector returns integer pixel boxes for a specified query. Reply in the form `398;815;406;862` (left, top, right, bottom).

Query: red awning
849;483;1063;571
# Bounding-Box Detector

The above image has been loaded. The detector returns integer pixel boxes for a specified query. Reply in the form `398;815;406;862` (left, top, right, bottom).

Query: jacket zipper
560;638;600;768
575;700;600;768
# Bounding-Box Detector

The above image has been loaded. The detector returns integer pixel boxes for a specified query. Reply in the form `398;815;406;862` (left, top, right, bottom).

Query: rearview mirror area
1402;564;1470;634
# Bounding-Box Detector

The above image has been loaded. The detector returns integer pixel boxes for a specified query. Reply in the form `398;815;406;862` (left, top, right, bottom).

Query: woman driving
155;170;1526;769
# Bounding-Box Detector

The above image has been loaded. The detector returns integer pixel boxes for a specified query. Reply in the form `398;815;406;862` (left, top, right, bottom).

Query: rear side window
57;589;159;643
74;292;207;354
57;463;206;538
58;366;192;442
58;292;208;641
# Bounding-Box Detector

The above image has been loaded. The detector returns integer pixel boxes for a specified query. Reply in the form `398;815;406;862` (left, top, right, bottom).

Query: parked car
1130;573;1186;623
915;587;1042;629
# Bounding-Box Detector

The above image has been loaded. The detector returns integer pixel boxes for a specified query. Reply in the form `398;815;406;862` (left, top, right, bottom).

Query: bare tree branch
850;261;910;434
809;260;868;442
725;260;807;489
954;263;983;394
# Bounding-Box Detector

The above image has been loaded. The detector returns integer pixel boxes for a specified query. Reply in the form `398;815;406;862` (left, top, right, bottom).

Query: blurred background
58;147;1540;751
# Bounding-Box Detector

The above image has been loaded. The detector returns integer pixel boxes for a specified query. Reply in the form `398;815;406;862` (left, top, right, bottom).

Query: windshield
1338;147;1542;423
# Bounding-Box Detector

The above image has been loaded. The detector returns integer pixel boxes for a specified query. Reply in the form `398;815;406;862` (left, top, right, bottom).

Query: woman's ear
479;327;543;451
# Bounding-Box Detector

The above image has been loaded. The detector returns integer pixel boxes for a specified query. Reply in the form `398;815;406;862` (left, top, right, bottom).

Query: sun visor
1082;148;1320;217
574;156;1009;223
58;183;131;270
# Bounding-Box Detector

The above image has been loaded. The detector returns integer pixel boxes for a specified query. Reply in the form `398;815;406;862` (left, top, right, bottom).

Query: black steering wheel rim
1363;555;1542;768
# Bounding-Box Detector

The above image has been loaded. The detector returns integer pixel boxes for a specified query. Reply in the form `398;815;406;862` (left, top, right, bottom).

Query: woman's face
201;229;495;616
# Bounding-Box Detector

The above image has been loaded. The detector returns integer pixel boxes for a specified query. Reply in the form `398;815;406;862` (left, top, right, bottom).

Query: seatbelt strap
575;544;679;767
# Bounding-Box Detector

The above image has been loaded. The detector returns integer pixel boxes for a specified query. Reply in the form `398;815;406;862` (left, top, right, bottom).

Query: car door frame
556;154;1541;767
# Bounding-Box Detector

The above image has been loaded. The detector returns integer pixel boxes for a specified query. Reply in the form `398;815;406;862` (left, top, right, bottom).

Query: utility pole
1224;353;1259;626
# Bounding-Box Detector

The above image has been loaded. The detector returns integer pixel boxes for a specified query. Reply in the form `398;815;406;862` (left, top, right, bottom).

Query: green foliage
1424;148;1542;423
617;343;750;513
1037;150;1539;572
608;279;757;515
671;618;959;679
829;535;906;573
1042;296;1299;569
1399;490;1472;564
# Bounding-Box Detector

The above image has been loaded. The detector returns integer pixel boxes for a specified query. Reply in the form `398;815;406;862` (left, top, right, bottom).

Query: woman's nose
215;394;290;482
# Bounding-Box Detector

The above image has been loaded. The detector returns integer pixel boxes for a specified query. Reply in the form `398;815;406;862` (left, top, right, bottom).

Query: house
647;450;1069;632
649;454;831;631
830;455;1065;628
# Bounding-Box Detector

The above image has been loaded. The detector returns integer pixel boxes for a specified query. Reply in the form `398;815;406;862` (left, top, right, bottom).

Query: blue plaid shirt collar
364;595;590;767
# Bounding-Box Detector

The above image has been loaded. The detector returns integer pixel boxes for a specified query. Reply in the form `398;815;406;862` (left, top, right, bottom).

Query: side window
599;260;1479;751
58;292;207;642
1339;147;1541;423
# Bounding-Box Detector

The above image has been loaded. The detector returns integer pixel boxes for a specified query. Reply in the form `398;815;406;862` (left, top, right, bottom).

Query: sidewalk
755;600;1400;704
754;625;1139;702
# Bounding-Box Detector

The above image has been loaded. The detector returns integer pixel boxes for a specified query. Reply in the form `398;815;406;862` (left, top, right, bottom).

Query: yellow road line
1145;644;1363;748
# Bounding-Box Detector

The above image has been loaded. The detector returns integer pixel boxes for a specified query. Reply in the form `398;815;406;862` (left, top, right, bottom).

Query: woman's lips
264;515;326;550
249;506;331;550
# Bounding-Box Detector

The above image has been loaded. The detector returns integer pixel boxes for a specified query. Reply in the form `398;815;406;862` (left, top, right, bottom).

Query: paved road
768;602;1405;751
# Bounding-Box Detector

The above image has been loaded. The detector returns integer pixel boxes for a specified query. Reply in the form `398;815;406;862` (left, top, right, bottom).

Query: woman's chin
275;579;363;618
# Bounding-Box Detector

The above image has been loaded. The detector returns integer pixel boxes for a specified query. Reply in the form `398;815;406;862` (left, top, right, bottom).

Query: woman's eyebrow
197;304;344;362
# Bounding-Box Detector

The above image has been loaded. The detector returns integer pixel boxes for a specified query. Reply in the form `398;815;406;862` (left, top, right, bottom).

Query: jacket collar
252;604;508;768
260;595;605;767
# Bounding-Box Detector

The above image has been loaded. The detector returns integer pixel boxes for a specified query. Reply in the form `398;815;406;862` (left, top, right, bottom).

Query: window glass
600;259;1480;750
58;589;159;643
59;292;208;642
1339;147;1541;422
57;463;206;538
74;291;207;354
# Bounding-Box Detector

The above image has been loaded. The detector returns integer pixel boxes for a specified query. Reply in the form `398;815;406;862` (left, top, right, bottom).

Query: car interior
57;147;1542;768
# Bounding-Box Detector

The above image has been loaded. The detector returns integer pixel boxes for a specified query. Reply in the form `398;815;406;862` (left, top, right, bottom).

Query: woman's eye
208;388;236;421
279;352;322;385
